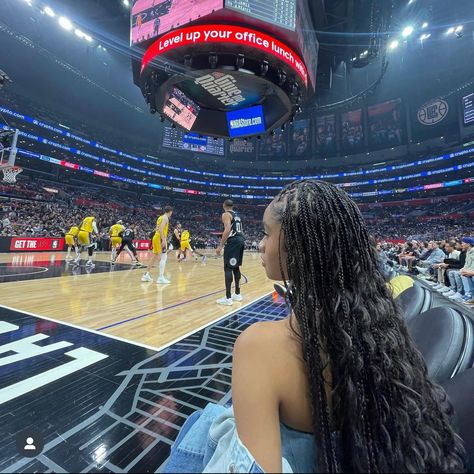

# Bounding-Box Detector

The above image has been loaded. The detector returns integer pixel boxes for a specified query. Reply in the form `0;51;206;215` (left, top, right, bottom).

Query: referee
112;224;143;266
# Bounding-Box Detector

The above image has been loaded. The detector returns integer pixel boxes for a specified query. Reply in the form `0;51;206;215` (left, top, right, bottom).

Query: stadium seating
442;368;474;470
407;306;474;383
396;284;433;321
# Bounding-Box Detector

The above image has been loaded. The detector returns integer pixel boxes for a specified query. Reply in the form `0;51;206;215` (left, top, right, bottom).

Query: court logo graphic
229;258;237;266
417;99;449;126
51;240;59;249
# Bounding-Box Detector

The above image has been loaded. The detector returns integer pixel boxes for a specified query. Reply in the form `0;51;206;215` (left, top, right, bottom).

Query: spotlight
422;22;428;29
455;25;463;33
260;60;269;75
84;34;93;43
420;33;431;41
74;28;85;38
58;16;73;31
183;54;192;67
123;0;130;6
402;26;414;38
235;53;245;69
209;52;218;69
43;6;55;17
389;40;399;50
281;123;286;131
446;27;455;34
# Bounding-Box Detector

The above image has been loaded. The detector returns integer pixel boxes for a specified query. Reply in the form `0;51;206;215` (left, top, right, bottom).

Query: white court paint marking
0;265;49;277
0;347;108;405
0;321;19;334
0;333;73;367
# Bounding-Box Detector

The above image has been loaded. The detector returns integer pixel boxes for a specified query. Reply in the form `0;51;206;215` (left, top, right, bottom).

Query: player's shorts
152;232;165;255
65;235;75;246
224;236;245;268
111;237;122;248
77;231;91;246
180;240;192;252
172;236;181;249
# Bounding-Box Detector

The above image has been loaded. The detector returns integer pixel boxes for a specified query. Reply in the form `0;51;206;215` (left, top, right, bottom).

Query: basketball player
171;222;182;261
75;215;98;267
113;224;143;266
109;219;124;262
142;206;173;284
216;200;245;306
64;224;79;260
180;229;199;262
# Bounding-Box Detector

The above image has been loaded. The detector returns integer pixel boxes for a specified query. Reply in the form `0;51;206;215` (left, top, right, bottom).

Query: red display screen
10;237;65;252
131;0;223;45
141;24;308;87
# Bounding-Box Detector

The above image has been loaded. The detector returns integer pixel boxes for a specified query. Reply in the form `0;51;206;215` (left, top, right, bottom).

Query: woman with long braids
164;179;465;473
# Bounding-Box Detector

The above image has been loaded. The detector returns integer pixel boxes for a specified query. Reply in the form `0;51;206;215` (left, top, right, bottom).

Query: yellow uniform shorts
152;233;165;255
65;235;75;246
111;237;122;248
77;231;91;246
180;240;192;252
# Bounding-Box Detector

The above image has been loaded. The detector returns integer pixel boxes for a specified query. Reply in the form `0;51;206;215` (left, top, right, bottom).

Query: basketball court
0;249;281;471
0;250;272;349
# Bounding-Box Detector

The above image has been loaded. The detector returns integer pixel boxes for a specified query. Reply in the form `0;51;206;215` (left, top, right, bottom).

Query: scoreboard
163;126;225;155
462;92;474;126
225;0;297;30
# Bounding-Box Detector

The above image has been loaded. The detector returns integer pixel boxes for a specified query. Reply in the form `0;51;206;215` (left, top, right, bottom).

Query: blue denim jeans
448;270;464;293
461;275;474;298
163;403;316;473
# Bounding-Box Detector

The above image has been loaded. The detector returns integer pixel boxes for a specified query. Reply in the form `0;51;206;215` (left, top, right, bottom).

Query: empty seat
442;368;474;470
407;307;474;383
397;284;432;322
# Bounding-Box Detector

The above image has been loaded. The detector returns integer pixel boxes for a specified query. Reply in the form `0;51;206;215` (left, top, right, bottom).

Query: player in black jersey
171;223;182;261
112;224;143;266
216;199;245;306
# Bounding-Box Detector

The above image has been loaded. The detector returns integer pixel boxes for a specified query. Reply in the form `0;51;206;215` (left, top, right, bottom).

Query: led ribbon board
141;24;308;87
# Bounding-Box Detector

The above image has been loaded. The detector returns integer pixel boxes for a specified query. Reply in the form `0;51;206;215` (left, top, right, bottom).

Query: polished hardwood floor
0;250;273;349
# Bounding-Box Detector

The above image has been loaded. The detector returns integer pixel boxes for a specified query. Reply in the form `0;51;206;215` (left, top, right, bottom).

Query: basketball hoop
1;165;23;184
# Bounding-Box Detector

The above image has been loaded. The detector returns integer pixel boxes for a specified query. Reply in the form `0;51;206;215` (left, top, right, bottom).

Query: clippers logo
195;73;245;107
418;99;449;126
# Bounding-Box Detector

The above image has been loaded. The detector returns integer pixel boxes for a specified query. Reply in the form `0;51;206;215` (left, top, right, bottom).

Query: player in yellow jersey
109;220;124;262
64;224;79;260
74;215;98;267
142;206;173;284
179;229;199;262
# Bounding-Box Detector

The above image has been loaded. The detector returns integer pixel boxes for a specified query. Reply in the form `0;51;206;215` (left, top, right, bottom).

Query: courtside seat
443;368;474;470
407;307;474;383
397;284;432;322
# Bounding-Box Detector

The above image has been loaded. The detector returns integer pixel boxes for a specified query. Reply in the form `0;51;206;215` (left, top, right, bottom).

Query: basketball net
0;164;23;184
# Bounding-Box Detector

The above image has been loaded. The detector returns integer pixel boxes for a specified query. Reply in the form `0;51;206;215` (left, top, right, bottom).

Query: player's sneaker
232;293;243;302
201;255;206;263
86;260;95;267
73;257;81;266
141;272;153;282
65;255;73;261
157;276;171;284
216;297;233;306
134;261;144;267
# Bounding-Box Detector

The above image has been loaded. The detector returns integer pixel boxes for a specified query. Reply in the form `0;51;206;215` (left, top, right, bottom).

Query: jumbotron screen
462;92;474;126
163;126;225;155
162;87;200;131
131;0;223;45
225;0;296;30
